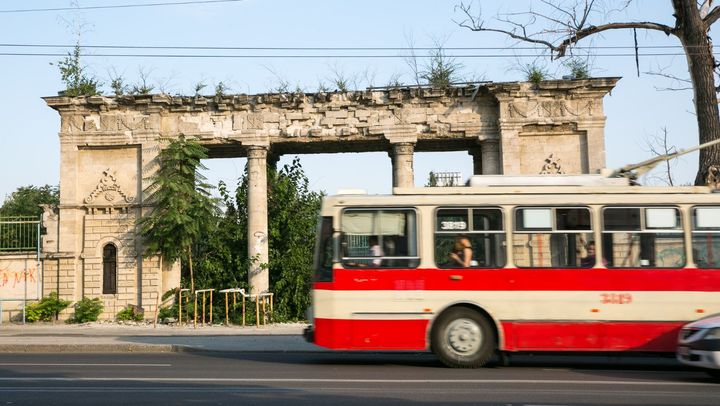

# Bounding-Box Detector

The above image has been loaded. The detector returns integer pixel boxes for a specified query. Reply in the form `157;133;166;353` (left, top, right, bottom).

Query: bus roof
391;184;716;196
465;175;629;187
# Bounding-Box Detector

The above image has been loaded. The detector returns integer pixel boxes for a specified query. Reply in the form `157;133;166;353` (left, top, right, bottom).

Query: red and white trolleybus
304;175;720;367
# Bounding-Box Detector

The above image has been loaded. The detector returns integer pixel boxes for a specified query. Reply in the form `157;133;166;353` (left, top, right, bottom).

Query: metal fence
0;216;42;325
431;171;463;187
0;216;40;253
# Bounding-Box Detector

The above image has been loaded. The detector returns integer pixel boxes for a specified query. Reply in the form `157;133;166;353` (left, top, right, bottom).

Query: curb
0;344;327;354
0;344;175;353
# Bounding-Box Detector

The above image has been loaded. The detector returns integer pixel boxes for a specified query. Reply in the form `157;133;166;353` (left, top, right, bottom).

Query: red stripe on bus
314;318;428;350
313;267;720;292
501;321;682;352
312;318;683;352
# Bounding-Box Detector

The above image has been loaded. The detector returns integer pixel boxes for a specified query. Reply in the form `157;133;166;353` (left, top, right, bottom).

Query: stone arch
44;78;618;311
94;235;128;259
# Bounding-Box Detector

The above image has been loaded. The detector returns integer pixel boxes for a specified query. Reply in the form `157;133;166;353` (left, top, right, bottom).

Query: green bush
24;292;71;322
157;305;177;321
116;305;144;322
68;297;103;323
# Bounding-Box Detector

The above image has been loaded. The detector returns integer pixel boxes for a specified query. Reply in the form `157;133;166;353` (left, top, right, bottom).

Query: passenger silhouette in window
449;235;473;267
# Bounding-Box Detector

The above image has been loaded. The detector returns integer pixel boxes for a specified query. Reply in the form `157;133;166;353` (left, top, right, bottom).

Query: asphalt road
0;352;717;405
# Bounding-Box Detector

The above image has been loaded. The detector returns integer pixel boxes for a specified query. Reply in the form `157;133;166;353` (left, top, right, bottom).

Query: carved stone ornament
508;100;593;119
84;169;135;204
539;153;565;175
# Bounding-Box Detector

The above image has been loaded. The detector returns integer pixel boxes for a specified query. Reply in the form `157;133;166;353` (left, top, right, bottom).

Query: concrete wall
0;253;41;322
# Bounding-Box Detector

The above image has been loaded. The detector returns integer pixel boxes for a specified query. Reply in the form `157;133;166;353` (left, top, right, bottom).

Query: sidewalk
0;321;323;353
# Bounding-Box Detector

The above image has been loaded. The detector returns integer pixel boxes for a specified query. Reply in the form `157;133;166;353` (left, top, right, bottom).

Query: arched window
102;244;117;294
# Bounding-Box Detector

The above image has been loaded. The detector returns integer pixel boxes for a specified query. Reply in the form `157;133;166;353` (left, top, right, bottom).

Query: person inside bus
369;236;384;266
580;241;606;267
449;235;473;267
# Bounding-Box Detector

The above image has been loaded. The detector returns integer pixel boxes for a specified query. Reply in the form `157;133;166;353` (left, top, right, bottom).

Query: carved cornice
44;78;620;114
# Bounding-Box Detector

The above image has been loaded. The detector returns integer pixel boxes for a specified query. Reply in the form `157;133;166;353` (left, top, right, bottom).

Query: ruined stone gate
41;77;618;317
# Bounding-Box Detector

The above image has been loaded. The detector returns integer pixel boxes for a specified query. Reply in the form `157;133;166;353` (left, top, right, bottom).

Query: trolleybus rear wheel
431;307;496;368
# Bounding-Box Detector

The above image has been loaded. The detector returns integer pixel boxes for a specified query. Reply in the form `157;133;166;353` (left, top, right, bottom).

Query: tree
0;185;59;218
138;136;219;294
56;43;101;97
193;158;323;321
457;0;720;185
193;180;249;294
265;158;323;319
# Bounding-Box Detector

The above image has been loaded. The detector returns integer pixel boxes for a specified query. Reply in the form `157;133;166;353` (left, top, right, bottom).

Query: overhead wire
0;0;245;13
0;43;711;51
0;51;708;59
0;43;711;59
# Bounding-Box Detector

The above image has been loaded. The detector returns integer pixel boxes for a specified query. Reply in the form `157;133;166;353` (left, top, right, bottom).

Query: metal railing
0;216;40;253
0;216;41;325
430;171;463;187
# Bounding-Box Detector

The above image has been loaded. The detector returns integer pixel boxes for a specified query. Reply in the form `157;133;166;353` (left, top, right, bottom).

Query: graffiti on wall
0;258;40;300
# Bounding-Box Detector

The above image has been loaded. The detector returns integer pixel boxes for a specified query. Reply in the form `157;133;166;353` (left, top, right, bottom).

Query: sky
0;0;704;202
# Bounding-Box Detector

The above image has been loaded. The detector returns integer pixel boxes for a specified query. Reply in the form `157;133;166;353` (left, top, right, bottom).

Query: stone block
355;109;371;119
285;112;304;120
262;112;281;123
319;117;338;127
406;113;427;124
325;110;348;119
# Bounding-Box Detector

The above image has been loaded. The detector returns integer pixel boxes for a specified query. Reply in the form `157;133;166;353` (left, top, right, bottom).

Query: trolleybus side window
340;209;418;269
513;207;593;268
312;216;334;282
691;206;720;269
601;207;685;268
434;207;505;268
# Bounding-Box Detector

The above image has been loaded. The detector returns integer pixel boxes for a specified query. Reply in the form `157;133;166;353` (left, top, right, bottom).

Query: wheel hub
446;318;482;355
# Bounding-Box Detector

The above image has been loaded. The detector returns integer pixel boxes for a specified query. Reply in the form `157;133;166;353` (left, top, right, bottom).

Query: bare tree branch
456;0;720;185
700;0;713;19
643;127;678;186
556;21;676;57
455;3;561;51
456;2;675;58
704;6;720;26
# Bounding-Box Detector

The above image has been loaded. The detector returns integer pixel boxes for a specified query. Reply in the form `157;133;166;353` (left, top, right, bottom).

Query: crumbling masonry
40;77;618;318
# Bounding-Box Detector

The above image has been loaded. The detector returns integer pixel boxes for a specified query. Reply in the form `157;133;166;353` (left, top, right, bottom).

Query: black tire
431;307;496;368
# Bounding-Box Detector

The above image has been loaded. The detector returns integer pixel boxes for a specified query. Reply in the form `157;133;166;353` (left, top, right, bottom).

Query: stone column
577;121;607;174
498;127;520;175
390;142;415;188
246;146;269;294
468;147;483;175
480;139;501;175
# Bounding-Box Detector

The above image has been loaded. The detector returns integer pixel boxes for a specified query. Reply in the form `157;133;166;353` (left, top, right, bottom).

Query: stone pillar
480;139;501;175
390;142;415;188
577;121;607;174
498;127;521;175
246;146;269;294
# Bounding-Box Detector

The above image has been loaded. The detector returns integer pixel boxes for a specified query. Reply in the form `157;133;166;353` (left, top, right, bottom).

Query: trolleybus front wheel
431;307;496;368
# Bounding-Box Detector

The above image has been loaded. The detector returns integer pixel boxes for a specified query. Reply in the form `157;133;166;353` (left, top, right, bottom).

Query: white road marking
0;363;171;367
0;377;715;387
